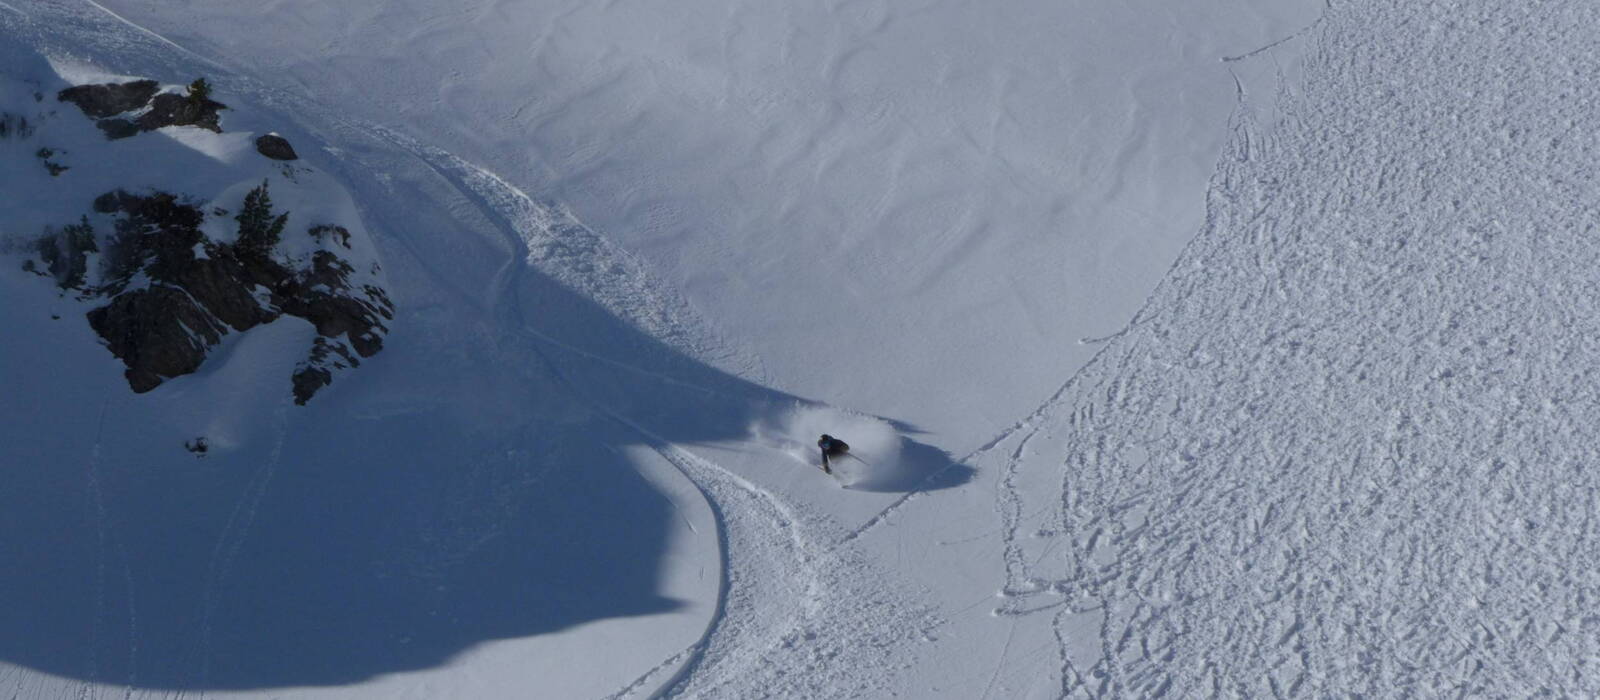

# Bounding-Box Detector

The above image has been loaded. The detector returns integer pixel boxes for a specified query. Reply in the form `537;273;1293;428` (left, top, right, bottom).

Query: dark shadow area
0;406;684;690
0;15;973;692
844;439;976;493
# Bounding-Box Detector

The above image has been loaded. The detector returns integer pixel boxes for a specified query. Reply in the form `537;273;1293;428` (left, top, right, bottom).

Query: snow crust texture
983;1;1600;695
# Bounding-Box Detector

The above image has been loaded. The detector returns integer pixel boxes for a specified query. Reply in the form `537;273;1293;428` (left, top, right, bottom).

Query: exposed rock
58;79;226;140
291;336;360;405
57;80;159;118
309;224;351;249
279;250;394;357
11;74;389;403
35;147;68;176
136;92;224;133
255;133;298;160
83;190;391;402
95;118;139;140
88;284;228;392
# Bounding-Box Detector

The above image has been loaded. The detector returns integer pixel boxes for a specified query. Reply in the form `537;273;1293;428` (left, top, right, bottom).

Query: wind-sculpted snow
984;1;1600;695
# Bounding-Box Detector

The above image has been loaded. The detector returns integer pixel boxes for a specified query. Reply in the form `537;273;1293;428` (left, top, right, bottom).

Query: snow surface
9;0;1598;698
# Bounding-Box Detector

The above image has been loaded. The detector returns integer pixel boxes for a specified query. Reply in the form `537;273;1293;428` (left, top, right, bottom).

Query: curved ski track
3;4;936;699
407;130;934;700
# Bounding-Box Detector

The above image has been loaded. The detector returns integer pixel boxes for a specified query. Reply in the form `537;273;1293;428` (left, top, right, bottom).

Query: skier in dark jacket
817;434;849;474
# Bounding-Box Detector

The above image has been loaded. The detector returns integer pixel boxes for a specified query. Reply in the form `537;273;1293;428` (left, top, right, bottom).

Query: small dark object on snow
255;133;298;161
818;434;849;474
184;437;209;456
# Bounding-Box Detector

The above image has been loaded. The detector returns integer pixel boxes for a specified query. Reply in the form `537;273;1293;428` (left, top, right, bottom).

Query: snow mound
756;404;904;488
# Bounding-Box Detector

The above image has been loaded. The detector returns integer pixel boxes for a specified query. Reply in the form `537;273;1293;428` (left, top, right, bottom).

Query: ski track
4;7;887;698
393;94;941;697
194;399;289;693
975;1;1600;696
638;441;929;699
338;44;937;697
84;400;108;700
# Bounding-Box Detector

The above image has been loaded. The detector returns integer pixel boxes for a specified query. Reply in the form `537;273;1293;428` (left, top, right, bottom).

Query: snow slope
16;0;1598;699
973;1;1600;695
2;4;949;698
87;0;1323;445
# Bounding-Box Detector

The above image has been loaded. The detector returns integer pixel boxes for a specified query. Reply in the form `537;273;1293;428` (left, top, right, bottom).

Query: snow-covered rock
6;70;391;404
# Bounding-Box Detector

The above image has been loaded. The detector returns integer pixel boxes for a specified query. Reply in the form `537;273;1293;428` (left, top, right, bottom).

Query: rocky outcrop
255;133;298;160
135;92;224;133
12;74;390;405
88;285;228;392
57;79;225;140
57;80;158;118
80;189;391;403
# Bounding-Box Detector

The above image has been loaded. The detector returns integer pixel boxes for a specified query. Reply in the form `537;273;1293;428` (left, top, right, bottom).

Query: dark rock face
57;80;159;118
255;134;298;160
94;119;139;140
85;190;391;403
88;285;227;392
14;77;388;404
309;224;351;248
136;92;224;133
57;80;226;140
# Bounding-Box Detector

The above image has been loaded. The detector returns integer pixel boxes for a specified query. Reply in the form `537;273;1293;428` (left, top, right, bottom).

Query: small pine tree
236;180;288;257
63;215;97;255
187;77;212;105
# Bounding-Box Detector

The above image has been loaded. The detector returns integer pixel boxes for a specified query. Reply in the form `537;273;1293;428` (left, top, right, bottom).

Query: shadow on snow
0;21;970;691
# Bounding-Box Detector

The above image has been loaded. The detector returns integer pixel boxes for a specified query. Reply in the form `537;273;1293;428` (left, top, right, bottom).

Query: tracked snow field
982;1;1600;695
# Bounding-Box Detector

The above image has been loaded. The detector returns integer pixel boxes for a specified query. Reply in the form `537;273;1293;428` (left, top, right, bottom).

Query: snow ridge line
355;125;766;386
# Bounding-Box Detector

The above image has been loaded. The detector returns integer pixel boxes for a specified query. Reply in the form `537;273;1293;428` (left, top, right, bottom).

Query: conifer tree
236;180;287;257
187;77;212;105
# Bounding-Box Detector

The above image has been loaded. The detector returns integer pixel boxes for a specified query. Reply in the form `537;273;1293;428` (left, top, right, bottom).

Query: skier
817;434;849;474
